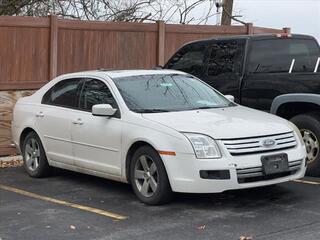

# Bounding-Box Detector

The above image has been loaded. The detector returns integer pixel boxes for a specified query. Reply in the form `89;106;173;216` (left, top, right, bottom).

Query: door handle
36;112;44;117
72;118;83;125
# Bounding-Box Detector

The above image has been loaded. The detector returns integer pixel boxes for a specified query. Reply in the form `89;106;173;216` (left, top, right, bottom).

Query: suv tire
290;113;320;176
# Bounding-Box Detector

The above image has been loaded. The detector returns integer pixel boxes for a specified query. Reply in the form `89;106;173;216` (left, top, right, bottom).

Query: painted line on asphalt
292;179;320;185
0;184;128;220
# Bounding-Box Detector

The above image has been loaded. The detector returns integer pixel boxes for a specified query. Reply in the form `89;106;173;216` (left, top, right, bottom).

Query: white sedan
12;70;307;205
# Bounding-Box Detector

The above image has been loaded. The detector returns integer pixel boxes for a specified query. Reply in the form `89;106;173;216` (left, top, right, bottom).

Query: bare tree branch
0;0;234;26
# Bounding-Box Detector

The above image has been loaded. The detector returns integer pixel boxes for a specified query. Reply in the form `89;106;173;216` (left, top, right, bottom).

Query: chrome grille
222;132;296;156
236;159;302;183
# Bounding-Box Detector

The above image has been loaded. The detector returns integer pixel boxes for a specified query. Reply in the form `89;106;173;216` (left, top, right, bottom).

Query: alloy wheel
24;138;40;171
134;155;158;198
301;129;319;164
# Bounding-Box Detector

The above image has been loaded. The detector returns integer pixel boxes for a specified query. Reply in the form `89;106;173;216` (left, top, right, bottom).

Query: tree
221;0;246;25
221;0;233;25
0;0;218;24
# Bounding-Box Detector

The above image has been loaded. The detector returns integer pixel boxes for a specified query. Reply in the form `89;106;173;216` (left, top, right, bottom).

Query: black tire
22;131;51;178
290;113;320;176
130;146;173;205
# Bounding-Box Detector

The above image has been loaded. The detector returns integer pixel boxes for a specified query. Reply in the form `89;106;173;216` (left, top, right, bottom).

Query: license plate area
261;153;289;175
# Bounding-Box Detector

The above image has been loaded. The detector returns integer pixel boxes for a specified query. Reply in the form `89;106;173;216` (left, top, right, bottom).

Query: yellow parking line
0;184;127;220
292;179;320;185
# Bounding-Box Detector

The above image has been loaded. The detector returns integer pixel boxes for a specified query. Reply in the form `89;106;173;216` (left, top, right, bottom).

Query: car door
241;38;320;111
36;78;82;165
165;42;208;80
71;78;122;176
202;39;246;102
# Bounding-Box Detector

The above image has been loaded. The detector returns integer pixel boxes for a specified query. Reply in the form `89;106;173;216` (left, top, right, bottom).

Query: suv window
79;79;118;112
248;39;320;74
207;40;245;76
166;43;206;76
42;78;80;108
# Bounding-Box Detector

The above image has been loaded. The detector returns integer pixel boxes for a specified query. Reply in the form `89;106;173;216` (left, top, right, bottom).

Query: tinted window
113;74;234;113
167;44;205;76
207;40;245;76
248;39;320;74
42;78;80;108
79;79;117;112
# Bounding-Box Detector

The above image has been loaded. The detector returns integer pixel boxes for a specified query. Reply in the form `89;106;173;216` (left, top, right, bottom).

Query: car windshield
112;73;235;113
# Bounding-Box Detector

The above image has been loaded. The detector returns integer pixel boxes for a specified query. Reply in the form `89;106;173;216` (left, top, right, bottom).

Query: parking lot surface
1;167;320;240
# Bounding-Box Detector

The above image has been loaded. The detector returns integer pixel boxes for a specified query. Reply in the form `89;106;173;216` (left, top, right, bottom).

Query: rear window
248;38;320;74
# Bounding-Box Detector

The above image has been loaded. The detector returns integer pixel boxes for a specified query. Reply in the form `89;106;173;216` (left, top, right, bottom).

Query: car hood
142;106;292;139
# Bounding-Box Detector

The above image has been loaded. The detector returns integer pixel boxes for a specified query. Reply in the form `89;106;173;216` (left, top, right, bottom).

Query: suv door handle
36;111;44;117
72;118;84;125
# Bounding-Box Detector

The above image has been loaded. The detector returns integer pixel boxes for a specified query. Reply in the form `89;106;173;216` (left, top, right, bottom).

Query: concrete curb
0;155;22;162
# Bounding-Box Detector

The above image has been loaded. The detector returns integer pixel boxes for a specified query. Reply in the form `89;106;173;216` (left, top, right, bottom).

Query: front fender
270;93;320;115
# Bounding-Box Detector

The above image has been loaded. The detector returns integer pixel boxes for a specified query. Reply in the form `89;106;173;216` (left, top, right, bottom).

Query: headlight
288;121;305;146
183;133;221;159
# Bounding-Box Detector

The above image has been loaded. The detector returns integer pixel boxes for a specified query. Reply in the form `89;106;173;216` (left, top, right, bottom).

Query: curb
0;155;22;162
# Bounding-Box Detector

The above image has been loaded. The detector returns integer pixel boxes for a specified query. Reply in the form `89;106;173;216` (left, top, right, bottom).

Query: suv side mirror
225;95;235;102
92;104;117;117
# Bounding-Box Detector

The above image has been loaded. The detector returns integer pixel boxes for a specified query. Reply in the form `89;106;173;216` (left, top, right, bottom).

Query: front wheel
290;113;320;176
130;146;173;205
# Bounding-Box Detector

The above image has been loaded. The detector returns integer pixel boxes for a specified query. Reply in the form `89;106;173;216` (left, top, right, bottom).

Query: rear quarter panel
11;97;41;151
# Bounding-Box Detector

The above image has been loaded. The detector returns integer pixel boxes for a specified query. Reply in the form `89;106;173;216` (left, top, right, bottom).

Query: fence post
283;27;291;34
49;15;58;80
246;23;253;35
157;21;165;66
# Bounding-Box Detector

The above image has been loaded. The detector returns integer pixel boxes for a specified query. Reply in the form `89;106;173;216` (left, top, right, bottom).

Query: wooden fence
0;15;290;156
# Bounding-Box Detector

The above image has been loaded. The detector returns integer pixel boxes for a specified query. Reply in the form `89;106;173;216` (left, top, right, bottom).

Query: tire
130;146;173;205
290;113;320;176
22;131;51;178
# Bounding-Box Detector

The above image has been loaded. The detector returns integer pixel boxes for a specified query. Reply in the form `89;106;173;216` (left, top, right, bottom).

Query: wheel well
276;102;320;119
125;141;155;183
19;127;36;150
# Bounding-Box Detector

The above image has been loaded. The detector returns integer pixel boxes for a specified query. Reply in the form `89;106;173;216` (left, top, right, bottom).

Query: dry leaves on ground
239;236;253;240
0;159;23;168
197;224;206;230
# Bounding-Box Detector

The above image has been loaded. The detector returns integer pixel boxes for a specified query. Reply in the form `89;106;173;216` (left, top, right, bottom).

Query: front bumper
162;143;307;193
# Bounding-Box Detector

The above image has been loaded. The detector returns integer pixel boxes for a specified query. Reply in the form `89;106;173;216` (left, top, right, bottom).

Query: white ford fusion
12;70;307;205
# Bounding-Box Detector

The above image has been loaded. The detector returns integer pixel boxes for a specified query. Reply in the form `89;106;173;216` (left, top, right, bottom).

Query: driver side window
79;79;118;112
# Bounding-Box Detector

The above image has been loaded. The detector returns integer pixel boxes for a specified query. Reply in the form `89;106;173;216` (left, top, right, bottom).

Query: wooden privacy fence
0;15;290;156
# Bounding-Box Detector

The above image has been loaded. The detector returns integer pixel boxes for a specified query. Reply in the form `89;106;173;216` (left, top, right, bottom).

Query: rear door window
248;38;320;74
206;40;245;76
42;78;81;109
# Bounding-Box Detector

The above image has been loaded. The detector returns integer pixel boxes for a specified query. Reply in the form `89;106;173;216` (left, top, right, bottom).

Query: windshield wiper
191;106;220;110
133;109;170;113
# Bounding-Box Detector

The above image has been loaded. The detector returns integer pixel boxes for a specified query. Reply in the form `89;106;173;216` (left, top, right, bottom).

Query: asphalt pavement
1;166;320;240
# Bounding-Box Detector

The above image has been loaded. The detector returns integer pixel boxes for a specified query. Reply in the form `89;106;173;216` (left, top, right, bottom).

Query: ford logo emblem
261;139;276;148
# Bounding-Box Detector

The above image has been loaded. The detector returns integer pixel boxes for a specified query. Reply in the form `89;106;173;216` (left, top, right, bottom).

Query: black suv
165;34;320;176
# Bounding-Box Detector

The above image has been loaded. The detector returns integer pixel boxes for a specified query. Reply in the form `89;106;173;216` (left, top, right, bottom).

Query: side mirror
225;95;235;102
92;104;117;117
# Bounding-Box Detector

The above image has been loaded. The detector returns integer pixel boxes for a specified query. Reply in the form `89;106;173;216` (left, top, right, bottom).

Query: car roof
58;69;186;80
184;34;316;45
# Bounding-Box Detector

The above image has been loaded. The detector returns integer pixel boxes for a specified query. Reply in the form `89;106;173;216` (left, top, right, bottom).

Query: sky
190;0;320;42
232;0;320;41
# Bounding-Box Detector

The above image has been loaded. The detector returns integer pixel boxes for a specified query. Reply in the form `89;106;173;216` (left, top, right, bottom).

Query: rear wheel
22;131;51;178
130;146;173;205
290;113;320;176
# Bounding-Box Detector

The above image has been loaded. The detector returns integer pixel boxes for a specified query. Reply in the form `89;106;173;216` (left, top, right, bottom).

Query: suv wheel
22;131;51;178
130;146;173;205
290;113;320;176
